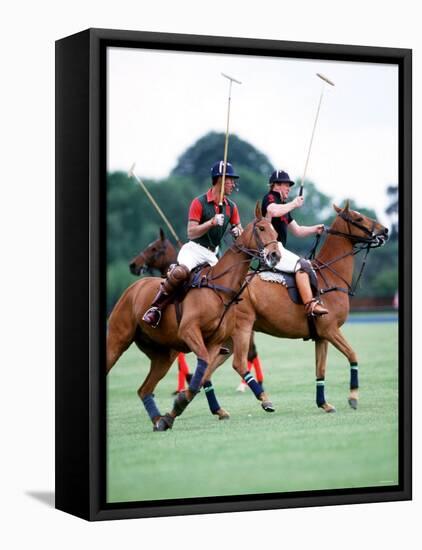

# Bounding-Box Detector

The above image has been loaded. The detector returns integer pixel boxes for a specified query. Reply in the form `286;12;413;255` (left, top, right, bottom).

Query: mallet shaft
128;164;182;245
299;73;335;196
300;87;324;191
219;73;241;208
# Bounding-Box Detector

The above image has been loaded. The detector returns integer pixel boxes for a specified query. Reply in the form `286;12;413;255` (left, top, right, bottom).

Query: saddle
173;262;243;324
259;265;320;305
259;262;321;342
170;263;212;323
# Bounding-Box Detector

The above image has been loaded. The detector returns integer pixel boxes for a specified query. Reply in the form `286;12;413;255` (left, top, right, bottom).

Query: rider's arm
187;197;218;240
187;219;216;240
230;204;243;235
266;196;303;219
288;220;324;237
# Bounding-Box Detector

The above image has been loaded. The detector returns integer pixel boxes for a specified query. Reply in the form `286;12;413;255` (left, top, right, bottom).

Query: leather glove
213;213;225;226
230;225;241;238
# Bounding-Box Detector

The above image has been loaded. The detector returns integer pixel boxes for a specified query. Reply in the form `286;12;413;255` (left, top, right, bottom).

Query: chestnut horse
129;228;177;278
129;227;267;403
215;203;388;413
129;229;192;394
107;205;280;431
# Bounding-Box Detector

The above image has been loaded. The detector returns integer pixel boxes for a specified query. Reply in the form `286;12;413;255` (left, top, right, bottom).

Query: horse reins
310;211;384;297
194;220;277;339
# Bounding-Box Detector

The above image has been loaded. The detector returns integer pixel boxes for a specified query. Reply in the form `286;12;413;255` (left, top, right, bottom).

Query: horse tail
106;280;145;374
106;277;162;374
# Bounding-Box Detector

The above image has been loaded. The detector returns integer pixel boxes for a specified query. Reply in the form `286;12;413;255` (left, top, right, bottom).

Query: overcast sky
107;47;398;225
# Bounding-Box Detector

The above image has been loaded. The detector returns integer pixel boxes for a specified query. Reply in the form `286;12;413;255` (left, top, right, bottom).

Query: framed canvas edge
56;28;412;522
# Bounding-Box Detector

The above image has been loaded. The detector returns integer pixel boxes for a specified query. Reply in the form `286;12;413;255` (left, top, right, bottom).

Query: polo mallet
128;163;183;247
219;72;242;211
298;72;335;197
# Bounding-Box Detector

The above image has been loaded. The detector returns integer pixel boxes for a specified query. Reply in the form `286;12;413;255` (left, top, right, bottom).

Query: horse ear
344;199;350;211
333;204;342;213
255;201;262;220
159;227;165;241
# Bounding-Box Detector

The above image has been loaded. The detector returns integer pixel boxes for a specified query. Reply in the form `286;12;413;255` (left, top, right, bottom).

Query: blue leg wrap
188;358;208;394
316;378;326;407
243;372;263;399
203;380;221;414
142;394;161;421
350;362;359;390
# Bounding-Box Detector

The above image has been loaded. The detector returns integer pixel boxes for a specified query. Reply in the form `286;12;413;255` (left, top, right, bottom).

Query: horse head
332;201;389;248
236;202;281;268
129;228;177;276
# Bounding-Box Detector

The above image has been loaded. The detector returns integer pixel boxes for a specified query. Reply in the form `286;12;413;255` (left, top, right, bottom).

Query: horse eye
151;247;156;252
259;226;265;231
355;217;363;222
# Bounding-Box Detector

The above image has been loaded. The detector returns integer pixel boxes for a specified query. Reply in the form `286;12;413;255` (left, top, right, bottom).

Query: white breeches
273;242;301;273
177;241;219;271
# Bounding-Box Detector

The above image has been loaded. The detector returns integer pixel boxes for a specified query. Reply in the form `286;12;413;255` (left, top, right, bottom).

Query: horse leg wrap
316;378;326;407
142;394;161;421
188;358;208;394
172;391;190;417
203;380;221;414
243;372;263;399
350;362;359;390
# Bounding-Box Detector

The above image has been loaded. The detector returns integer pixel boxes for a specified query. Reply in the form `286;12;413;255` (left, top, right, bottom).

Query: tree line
107;132;398;312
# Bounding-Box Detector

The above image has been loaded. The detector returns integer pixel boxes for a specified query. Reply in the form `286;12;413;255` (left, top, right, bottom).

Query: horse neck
159;243;178;276
209;245;251;291
316;221;355;285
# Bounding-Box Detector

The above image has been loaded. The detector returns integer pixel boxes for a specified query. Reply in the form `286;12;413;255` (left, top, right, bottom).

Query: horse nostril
384;227;389;234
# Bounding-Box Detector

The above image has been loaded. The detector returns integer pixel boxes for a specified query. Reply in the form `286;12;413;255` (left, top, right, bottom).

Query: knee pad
164;263;190;292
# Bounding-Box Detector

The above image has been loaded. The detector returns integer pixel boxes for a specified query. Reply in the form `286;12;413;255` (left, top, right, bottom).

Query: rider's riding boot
295;270;328;317
142;264;190;328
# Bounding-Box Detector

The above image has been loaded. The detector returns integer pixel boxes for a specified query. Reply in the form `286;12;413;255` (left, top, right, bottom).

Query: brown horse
107;204;280;431
129;228;192;394
129;227;177;277
216;202;388;413
129;226;267;403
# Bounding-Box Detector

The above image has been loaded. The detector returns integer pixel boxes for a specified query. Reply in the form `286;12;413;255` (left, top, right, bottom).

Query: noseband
252;221;279;263
230;221;278;267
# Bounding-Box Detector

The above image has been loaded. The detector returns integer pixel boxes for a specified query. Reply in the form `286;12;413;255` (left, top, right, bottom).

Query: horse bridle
137;242;168;274
231;220;278;265
197;219;279;341
325;210;384;248
313;211;386;297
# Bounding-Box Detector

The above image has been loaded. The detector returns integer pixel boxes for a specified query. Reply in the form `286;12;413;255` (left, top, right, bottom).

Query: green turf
106;320;399;503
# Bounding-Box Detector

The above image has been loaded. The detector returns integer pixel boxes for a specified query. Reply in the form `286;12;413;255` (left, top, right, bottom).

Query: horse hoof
215;408;230;420
154;413;174;432
320;403;336;413
348;398;358;409
261;401;275;413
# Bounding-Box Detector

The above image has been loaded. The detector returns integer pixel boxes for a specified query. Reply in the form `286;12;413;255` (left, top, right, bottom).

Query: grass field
106;318;398;503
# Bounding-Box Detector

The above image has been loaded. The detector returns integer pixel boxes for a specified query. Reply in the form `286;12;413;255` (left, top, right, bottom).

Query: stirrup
305;299;328;317
142;306;162;328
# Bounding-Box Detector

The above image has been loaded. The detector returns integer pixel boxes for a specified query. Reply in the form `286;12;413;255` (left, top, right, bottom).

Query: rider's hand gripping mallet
298;73;335;197
128;163;183;247
219;73;242;212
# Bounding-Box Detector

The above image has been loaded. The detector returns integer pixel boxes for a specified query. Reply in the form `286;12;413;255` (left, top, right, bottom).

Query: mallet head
221;72;242;85
317;73;335;86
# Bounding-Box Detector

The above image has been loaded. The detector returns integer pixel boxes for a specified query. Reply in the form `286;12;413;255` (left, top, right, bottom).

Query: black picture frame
55;28;412;521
